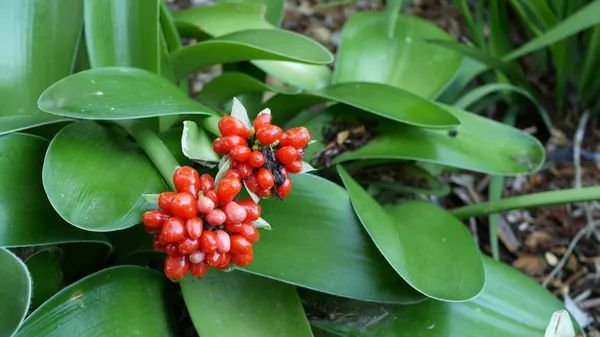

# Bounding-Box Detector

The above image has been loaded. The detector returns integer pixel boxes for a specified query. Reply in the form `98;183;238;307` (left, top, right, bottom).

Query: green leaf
0;248;31;337
84;0;160;73
334;12;462;99
181;270;313;337
42;121;166;232
175;3;332;90
197;72;301;109
309;256;568;337
214;0;285;26
25;249;64;310
243;173;425;304
0;0;83;135
337;166;485;301
504;0;600;61
38;67;216;120
181;121;220;167
15;266;174;337
0;133;108;247
333;105;545;175
170;29;334;81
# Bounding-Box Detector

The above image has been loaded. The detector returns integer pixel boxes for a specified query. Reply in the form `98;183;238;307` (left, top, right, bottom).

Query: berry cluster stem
124;121;180;191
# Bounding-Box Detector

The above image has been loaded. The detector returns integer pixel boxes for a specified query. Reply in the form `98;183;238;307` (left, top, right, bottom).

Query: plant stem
450;186;600;220
124;122;179;191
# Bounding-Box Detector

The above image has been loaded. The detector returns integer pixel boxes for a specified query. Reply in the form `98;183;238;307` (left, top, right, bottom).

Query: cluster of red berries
142;166;260;281
212;112;311;200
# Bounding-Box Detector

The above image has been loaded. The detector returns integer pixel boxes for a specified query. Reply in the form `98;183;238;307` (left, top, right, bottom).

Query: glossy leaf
182;121;220;167
181;270;313;337
175;3;332;90
84;0;160;73
334;12;461;99
0;248;31;337
214;0;285;26
0;0;83;135
243;173;425;304
333;105;545;175
338;166;485;301
38;67;215;120
309;256;569;337
25;249;63;310
16;266;174;337
170;29;333;81
197;72;301;109
0;134;107;247
42;121;166;231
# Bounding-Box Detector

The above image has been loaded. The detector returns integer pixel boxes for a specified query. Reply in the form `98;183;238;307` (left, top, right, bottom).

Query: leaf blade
0;248;31;337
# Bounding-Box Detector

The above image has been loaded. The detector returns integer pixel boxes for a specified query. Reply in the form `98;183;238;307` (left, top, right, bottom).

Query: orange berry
240;222;260;243
280;127;311;148
171;192;198;219
218;116;250;138
248;151;265;168
284;160;303;174
205;251;225;267
236;199;261;221
216;177;242;204
230;235;252;255
200;230;218;253
142;210;170;228
199;174;214;194
232;250;254;267
256;125;282;145
253;112;272;131
275;146;297;165
214;229;231;253
230;145;252;162
164;255;189;281
205;209;226;226
255;168;274;189
178;237;201;255
158;192;177;214
160;217;187;243
223;202;247;224
190;261;210;278
173;166;200;197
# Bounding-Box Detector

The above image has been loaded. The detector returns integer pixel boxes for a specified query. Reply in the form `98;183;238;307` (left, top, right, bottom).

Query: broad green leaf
181;270;313;337
159;1;183;53
334;12;462;99
42;121;166;231
338;166;485;301
0;248;31;337
309;256;569;337
333;105;544;175
197;72;301;109
170;29;334;81
16;266;174;337
25;249;63;310
0;133;107;247
0;0;83;135
214;0;285;26
262;93;329;126
243;174;425;304
175;3;332;90
504;0;600;61
84;0;160;73
38;67;216;120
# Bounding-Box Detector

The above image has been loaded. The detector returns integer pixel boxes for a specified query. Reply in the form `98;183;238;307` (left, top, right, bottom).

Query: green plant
0;0;593;336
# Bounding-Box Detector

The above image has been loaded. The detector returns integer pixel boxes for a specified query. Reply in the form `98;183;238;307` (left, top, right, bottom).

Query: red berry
280;127;311;148
190;261;210;278
196;196;215;214
276;177;292;199
158;192;177;214
285;160;303;174
200;231;218;253
240;222;260;243
160;217;187;243
236;199;261;221
248;151;265;168
257;188;272;198
223;169;241;180
199;174;214;194
225;222;243;233
237;162;253;178
173;166;200;197
164;255;189;281
178;237;201;255
206;209;226;226
230;235;252;255
186;217;203;240
205;190;219;205
253;112;272;131
171;192;198;219
216;253;232;269
189;250;206;264
145;225;161;234
275;146;298;165
232;250;254;267
218;116;250;139
205;251;225;267
152;236;166;252
214;230;231;253
256;125;283;145
230;145;252;162
217;177;242;204
165;243;180;256
213;136;248;155
223;202;247;224
255;168;274;189
244;175;260;193
142;210;170;228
